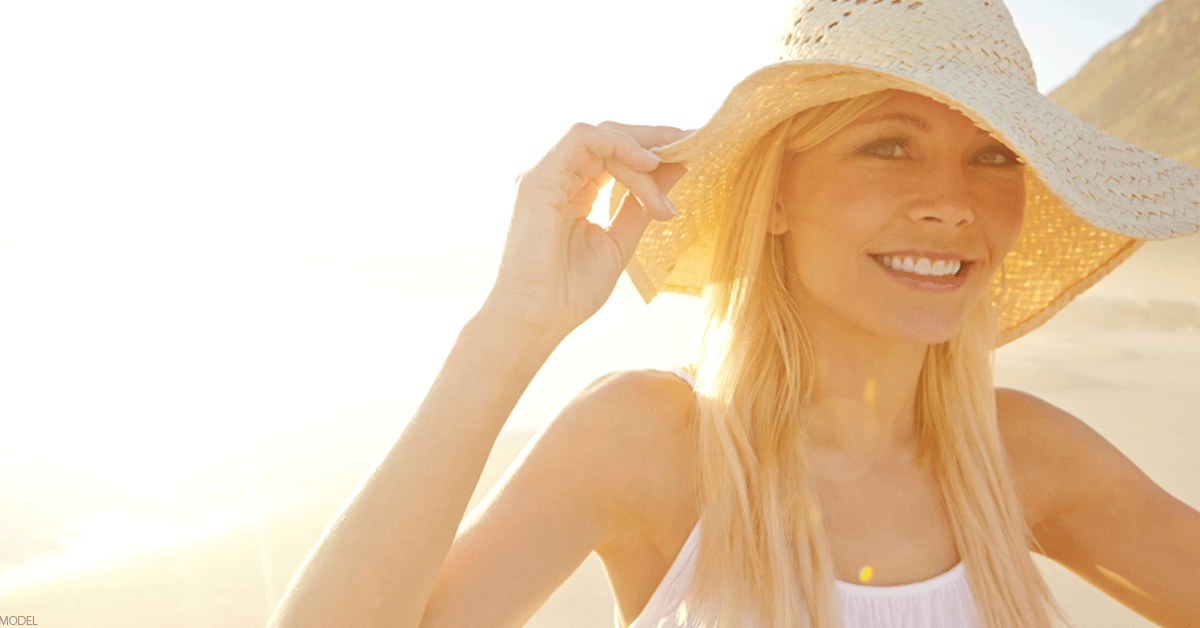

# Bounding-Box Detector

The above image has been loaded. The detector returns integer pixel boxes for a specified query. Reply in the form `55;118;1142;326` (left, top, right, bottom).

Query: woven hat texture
612;0;1200;346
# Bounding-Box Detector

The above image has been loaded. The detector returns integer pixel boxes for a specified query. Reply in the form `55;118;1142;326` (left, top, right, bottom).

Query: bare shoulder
994;387;1091;465
556;368;699;495
552;369;702;612
994;391;1200;625
564;368;698;436
994;387;1103;526
995;386;1074;434
474;368;699;528
522;368;700;523
995;387;1158;533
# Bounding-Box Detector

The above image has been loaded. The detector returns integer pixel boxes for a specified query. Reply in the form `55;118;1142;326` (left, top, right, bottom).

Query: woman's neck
801;318;929;466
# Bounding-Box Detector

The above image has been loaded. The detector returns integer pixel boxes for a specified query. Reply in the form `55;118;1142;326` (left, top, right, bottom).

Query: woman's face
774;91;1025;345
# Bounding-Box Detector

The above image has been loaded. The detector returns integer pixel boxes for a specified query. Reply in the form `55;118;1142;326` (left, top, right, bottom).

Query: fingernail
663;196;680;217
645;149;663;163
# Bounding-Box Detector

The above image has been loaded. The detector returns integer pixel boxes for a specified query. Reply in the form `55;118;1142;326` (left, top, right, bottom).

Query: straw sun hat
612;0;1200;346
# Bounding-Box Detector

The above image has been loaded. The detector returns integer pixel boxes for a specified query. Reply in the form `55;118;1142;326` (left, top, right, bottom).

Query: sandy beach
0;427;617;628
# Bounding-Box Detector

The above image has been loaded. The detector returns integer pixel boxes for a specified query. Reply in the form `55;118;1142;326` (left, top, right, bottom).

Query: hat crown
776;0;1038;89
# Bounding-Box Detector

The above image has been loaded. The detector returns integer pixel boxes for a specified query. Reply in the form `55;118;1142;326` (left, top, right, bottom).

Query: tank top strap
668;367;696;389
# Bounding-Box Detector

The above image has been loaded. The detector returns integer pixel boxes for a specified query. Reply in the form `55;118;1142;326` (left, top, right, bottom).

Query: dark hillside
1049;0;1200;167
1047;0;1200;312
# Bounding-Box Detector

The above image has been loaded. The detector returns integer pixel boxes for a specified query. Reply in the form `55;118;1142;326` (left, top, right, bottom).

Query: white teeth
877;255;964;277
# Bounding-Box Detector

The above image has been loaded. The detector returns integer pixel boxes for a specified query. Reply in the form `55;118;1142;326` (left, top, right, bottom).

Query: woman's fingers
650;162;688;200
605;189;652;264
493;122;687;333
519;123;677;222
566;176;605;215
554;123;662;177
605;163;689;273
606;158;677;222
584;123;689;217
597;121;691;151
513;120;685;248
573;125;690;191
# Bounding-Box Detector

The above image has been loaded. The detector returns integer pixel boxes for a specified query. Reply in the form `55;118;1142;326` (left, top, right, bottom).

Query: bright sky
0;0;1168;589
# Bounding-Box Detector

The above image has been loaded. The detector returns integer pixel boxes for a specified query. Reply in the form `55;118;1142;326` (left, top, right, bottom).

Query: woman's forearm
267;309;562;628
267;118;678;627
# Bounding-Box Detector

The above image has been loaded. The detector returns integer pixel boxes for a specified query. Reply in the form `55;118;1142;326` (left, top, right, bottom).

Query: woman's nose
908;165;975;228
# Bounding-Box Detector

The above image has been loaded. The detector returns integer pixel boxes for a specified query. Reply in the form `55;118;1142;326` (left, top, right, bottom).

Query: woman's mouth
870;254;973;291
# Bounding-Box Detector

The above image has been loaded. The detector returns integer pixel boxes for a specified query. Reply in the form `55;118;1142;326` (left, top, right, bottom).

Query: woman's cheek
993;191;1026;256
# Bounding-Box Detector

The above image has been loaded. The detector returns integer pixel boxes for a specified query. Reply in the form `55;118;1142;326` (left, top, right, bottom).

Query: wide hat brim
613;59;1200;346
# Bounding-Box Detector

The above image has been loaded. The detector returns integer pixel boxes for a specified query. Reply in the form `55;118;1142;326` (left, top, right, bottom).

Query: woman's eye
974;147;1023;167
862;139;909;159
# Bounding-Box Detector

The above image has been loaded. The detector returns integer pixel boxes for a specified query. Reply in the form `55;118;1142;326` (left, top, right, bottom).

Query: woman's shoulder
573;367;697;416
994;387;1095;462
536;368;700;497
995;387;1069;442
520;369;702;558
562;368;700;471
994;387;1122;528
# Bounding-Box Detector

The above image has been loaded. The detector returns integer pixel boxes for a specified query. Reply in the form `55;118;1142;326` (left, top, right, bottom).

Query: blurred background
0;0;1197;626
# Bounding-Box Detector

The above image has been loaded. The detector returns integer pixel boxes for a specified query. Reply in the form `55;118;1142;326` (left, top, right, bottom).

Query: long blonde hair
683;92;1064;627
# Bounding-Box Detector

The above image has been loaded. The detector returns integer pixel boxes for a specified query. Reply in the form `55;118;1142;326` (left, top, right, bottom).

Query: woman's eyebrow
851;111;994;136
851;112;929;131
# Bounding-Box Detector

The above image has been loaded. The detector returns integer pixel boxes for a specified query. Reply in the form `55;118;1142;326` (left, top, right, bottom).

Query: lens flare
858;566;874;583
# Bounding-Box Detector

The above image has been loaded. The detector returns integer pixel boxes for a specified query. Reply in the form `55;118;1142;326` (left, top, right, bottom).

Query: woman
268;1;1200;627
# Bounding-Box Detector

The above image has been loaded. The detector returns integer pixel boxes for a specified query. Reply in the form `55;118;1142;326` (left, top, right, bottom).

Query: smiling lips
871;253;973;291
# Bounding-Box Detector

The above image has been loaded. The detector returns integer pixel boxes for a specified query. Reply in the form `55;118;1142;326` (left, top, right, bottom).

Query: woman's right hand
482;122;688;340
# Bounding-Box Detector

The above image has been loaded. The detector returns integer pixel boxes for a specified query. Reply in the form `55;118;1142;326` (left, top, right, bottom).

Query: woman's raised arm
265;123;686;628
999;389;1200;627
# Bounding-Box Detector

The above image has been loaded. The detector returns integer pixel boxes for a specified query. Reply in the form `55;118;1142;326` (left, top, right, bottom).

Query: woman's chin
876;311;972;347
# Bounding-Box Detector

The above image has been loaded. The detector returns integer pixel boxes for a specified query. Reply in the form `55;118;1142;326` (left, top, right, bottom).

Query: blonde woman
268;1;1200;627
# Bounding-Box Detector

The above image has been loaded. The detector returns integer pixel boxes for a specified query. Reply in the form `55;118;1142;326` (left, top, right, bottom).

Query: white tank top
626;370;981;627
620;522;979;628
